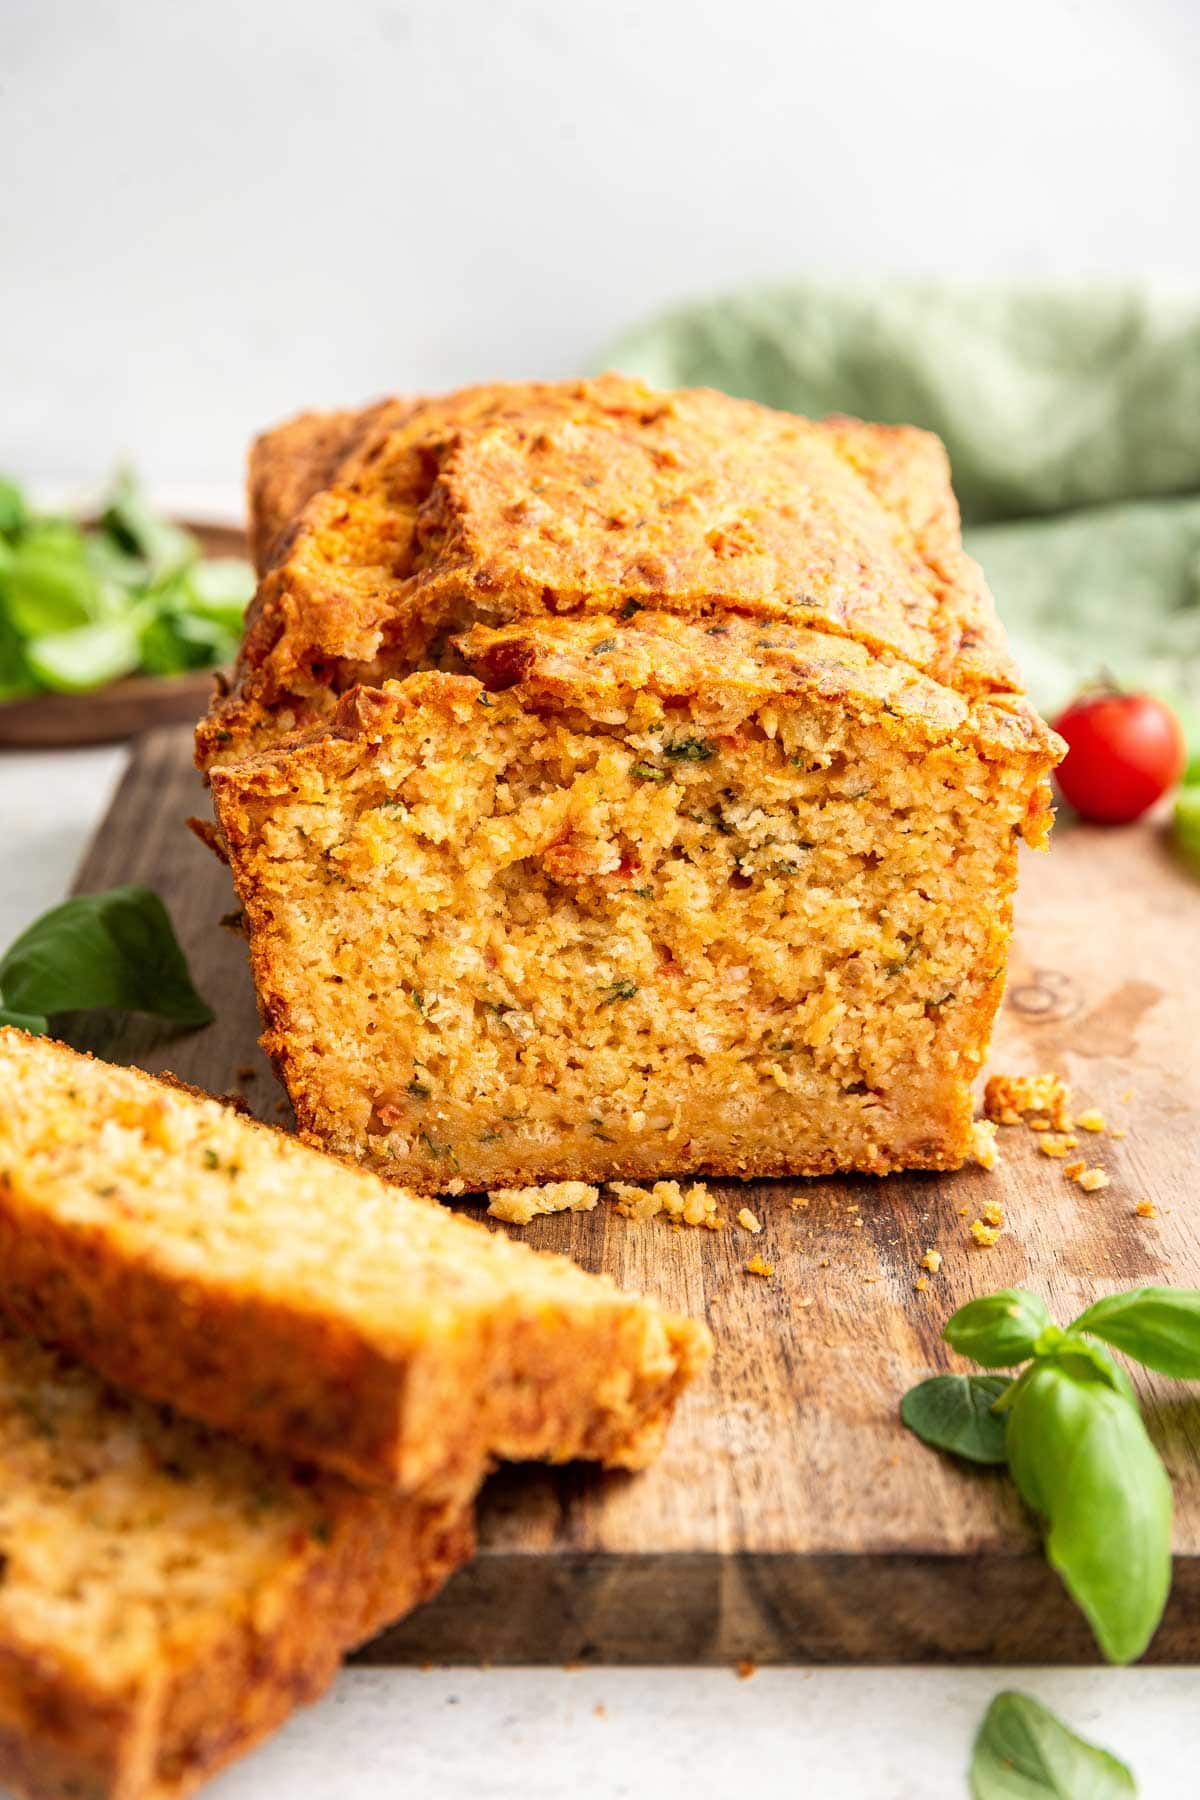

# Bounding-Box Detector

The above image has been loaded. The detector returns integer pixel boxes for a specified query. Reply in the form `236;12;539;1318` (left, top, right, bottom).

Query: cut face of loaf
0;1320;471;1800
209;612;1062;1194
0;1031;711;1495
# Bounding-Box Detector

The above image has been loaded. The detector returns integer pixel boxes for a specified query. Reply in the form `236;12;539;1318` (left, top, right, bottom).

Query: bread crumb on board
1136;1199;1157;1219
970;1219;1001;1248
487;1181;599;1224
984;1071;1073;1132
737;1207;762;1233
611;1180;723;1228
920;1248;943;1274
745;1254;774;1278
969;1118;1000;1170
1077;1108;1106;1132
1077;1168;1110;1193
1037;1132;1077;1158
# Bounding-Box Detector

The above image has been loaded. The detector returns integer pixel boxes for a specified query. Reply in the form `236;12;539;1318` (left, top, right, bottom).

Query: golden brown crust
0;1031;712;1496
247;399;414;576
0;1321;472;1800
197;376;1024;771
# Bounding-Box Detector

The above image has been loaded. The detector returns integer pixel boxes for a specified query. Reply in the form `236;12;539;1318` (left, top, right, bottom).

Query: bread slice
0;1031;711;1493
194;375;1022;772
0;1318;471;1800
209;613;1059;1193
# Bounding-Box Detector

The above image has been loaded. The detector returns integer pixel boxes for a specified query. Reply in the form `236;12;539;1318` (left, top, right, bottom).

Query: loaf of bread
0;1318;471;1800
197;376;1062;1192
0;1030;711;1493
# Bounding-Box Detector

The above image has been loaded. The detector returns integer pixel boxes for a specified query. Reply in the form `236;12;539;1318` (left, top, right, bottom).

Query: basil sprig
903;1286;1200;1663
0;469;253;698
0;886;212;1035
970;1692;1135;1798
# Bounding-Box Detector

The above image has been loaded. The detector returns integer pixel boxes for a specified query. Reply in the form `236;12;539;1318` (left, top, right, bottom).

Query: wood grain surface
69;726;1200;1664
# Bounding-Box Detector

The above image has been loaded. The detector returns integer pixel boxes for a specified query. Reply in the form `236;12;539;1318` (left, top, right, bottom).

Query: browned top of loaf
199;375;1023;767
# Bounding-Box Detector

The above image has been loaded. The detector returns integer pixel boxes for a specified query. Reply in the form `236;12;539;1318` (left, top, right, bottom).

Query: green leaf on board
1005;1353;1171;1665
1071;1287;1200;1381
943;1290;1054;1368
900;1373;1012;1465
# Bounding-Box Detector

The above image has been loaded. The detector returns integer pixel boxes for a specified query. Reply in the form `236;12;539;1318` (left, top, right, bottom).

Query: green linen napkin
601;285;1200;719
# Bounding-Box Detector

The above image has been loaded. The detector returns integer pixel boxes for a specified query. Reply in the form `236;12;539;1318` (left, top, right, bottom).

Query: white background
3;0;1199;503
3;3;1199;1793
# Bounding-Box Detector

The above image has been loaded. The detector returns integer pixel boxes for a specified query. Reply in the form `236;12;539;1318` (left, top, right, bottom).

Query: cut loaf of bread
197;376;1063;1193
0;1318;471;1800
0;1031;711;1494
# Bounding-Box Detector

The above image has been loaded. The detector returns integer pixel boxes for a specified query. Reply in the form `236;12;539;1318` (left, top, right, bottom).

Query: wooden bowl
0;520;248;749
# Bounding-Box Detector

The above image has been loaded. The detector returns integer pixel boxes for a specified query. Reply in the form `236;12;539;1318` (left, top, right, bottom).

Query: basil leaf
1176;786;1200;872
0;611;37;701
970;1691;1136;1798
0;886;212;1027
0;1007;49;1034
0;540;101;635
99;469;196;578
1006;1353;1172;1663
184;557;255;629
900;1373;1011;1464
1072;1287;1200;1380
25;615;145;692
0;477;29;539
83;532;149;589
1035;1332;1137;1405
944;1290;1054;1368
141;602;240;674
138;611;206;676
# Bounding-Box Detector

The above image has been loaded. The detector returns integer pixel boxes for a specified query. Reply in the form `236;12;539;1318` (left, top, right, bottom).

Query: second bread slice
0;1030;711;1497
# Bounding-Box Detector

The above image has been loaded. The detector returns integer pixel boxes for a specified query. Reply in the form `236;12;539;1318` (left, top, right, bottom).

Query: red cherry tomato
1052;690;1185;824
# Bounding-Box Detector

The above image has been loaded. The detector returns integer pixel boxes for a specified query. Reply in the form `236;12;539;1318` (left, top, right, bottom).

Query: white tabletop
0;743;1195;1797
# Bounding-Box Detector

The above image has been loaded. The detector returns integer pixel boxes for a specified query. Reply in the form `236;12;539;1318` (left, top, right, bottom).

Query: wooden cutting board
69;726;1200;1664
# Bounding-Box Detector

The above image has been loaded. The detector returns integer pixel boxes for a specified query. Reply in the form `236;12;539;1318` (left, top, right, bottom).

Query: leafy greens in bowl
0;472;253;700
